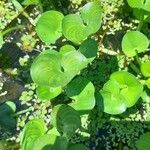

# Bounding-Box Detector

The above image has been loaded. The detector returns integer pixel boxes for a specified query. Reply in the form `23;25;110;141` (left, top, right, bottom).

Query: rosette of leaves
51;104;81;138
96;71;143;114
30;39;98;101
127;0;150;12
0;101;17;130
62;1;102;44
122;31;149;57
136;132;150;150
66;76;95;112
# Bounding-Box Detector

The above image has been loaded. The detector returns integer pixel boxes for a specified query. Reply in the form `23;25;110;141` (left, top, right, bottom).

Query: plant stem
137;10;144;31
2;25;25;36
130;62;140;74
13;107;33;117
135;54;141;66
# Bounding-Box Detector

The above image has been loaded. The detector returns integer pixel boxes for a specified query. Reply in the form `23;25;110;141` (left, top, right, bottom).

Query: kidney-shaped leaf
136;132;150;150
141;61;150;77
33;134;68;150
110;71;143;107
66;76;95;112
62;2;102;44
127;0;150;11
122;31;149;57
97;71;143;114
97;80;127;114
51;104;81;138
31;49;87;88
21;119;47;150
36;11;64;44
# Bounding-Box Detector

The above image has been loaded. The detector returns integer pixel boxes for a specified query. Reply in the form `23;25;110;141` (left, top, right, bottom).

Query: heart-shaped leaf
20;119;47;150
141;61;150;77
68;143;89;150
36;85;62;101
62;2;102;44
36;11;64;44
136;132;150;150
66;76;95;112
127;0;150;11
97;79;127;114
97;71;143;114
31;49;87;87
33;134;68;150
51;104;81;138
110;71;143;107
122;31;149;57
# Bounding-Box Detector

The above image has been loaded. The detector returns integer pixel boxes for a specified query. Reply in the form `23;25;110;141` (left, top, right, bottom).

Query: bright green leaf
66;76;95;112
62;2;102;44
33;134;68;150
110;71;143;107
22;0;39;5
36;11;64;44
122;31;149;57
36;85;62;101
0;33;4;48
20;119;47;150
141;61;150;77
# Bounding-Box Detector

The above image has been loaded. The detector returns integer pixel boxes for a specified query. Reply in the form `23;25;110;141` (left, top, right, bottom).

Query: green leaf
0;101;17;130
136;132;150;150
21;119;47;150
110;71;143;107
141;61;150;77
127;0;150;11
51;104;81;138
66;76;95;112
79;38;98;63
22;0;39;5
59;45;76;55
146;78;150;89
36;85;62;101
33;134;68;150
97;71;143;114
122;31;149;57
68;143;89;150
36;11;64;44
97;80;127;114
0;33;4;48
31;49;87;88
62;2;102;44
